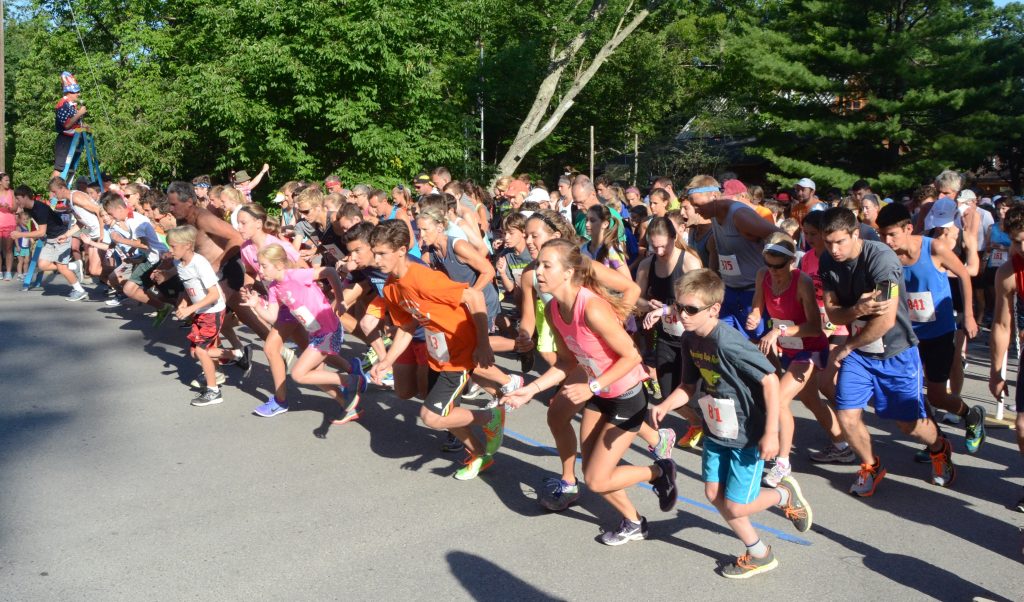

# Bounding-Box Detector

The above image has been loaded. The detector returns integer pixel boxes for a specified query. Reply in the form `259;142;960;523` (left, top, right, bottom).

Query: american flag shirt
55;98;78;135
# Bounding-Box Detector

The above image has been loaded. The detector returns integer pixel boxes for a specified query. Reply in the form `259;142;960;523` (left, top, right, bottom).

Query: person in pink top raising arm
502;239;678;546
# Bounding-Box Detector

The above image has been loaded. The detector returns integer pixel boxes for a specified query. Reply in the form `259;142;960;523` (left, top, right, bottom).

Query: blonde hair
257;243;294;268
220;187;245;207
675;268;724;306
416;205;448;229
166;225;198;247
294;186;324;209
764;231;797;255
542;238;633;319
495;175;513;193
684;175;720;192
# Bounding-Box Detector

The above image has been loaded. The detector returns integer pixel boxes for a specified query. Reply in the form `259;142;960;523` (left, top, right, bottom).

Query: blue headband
194;183;211;189
686;186;720;196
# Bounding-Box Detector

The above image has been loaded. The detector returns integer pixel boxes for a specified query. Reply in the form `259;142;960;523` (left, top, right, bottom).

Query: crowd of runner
4;165;1023;579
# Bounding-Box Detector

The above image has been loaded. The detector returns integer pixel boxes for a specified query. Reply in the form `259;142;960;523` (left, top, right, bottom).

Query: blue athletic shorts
702;439;764;505
720;286;767;338
835;346;928;422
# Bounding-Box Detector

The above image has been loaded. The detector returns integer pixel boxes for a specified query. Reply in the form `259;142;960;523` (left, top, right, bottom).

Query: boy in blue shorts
652;268;812;579
819;208;954;496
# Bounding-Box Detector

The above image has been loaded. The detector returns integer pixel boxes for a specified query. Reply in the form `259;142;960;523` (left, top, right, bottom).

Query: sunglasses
764;256;790;269
674;301;714;316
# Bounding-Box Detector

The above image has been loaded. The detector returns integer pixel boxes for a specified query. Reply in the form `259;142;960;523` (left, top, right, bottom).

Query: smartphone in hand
874;280;895;301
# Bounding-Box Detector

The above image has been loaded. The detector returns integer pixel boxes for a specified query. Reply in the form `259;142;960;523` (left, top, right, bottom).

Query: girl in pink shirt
502;239;678;546
241;244;366;425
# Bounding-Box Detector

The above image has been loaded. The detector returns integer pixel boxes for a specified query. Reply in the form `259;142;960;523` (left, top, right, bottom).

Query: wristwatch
588;379;605;394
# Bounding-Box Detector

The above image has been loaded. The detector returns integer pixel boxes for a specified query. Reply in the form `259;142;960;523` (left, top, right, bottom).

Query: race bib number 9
425;329;451;363
698;395;740;440
719;254;741;277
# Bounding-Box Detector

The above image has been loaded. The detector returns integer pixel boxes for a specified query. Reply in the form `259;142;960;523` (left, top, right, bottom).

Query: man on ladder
52;71;88;180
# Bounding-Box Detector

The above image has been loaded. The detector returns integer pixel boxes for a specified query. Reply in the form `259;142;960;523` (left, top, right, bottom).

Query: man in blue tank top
876;203;985;455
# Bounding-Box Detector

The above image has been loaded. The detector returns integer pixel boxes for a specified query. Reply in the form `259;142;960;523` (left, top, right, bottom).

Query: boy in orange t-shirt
368;220;507;480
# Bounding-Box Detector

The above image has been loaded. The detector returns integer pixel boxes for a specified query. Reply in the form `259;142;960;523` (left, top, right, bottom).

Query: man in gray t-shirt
818;208;954;498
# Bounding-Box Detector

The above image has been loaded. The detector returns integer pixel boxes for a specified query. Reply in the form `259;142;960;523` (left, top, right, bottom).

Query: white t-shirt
976;206;994;250
69;191;101;239
175;253;225;314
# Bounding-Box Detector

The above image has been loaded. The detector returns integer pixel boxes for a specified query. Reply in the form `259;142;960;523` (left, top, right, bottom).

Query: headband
686;186;720;196
764;243;795;257
194;183;211;189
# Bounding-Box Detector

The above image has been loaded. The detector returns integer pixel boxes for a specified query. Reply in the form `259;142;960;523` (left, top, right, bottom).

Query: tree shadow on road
447;550;567;601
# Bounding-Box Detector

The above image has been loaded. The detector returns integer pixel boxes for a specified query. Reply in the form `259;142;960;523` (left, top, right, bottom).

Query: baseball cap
525;188;549;205
957;189;977;204
924;197;963;230
506;180;529;198
722;179;748;197
796;178;816;190
414;173;432;185
776;192;791;203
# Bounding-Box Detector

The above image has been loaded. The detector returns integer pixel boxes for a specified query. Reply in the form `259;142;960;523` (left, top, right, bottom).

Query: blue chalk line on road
503;428;814;546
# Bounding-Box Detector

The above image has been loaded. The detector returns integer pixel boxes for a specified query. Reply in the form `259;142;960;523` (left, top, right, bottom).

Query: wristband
662;306;667;316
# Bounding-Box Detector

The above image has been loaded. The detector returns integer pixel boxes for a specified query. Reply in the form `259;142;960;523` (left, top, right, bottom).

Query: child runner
241;244;366;424
166;226;228;406
652;269;812;578
503;239;678;544
366;220;505;480
745;233;829;486
13;210;32;279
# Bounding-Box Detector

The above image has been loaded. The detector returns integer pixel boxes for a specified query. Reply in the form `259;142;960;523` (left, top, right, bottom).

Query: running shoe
721;547;778;579
253;397;289;418
809;442;856;464
518;350;535;375
454;453;493;481
649;428;676;460
913;446;931;463
332;407;362;425
66;288;87;302
651;458;678;512
849;458;886;497
3;272;11;281
1015;491;1024;513
677;425;703;449
349;357;368;395
930;437;956;487
235;344;254;378
105;285;118;297
190;388;223;407
152;304;173;327
501;374;524;395
441;432;465;453
763;460;791;488
964;405;986;454
189;372;226;389
599;516;648;546
539;477;580;511
777;476;812;533
380;369;395;388
361;346;378;368
105;294;126;307
483;406;506;456
462;382;486;399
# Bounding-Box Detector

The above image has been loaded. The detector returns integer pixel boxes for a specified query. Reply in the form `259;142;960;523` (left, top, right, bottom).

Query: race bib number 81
698;394;740;440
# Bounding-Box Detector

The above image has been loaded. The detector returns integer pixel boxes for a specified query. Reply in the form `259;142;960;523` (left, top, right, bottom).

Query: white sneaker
763;460;791;488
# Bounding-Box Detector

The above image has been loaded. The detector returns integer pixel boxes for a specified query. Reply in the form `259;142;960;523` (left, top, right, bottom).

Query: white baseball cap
924;197;963;230
796;178;816;190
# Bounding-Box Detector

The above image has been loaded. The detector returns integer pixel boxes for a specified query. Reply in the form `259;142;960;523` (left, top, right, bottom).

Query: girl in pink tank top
502;239;679;545
747;232;849;485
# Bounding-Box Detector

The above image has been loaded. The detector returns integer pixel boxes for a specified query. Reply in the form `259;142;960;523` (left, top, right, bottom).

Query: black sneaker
651;458;678;512
599;516;648;546
440;432;465;453
1015;491;1024;513
236;344;253;378
518;350;535;375
191;388;223;407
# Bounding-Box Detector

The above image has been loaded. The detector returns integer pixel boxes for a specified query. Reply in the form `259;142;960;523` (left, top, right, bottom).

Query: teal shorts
702;439;765;505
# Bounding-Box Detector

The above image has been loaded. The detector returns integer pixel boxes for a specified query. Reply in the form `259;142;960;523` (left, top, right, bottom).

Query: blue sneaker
349;357;368;395
253;397;288;418
340;360;366;414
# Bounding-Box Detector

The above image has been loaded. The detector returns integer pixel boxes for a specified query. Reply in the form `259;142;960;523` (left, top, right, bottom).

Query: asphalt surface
2;280;1023;601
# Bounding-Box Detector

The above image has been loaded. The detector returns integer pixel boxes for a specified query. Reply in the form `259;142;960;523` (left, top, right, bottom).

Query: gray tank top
710;201;765;290
428;234;501;320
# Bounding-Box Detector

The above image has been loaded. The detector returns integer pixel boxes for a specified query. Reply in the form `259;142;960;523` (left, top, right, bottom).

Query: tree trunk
491;0;664;185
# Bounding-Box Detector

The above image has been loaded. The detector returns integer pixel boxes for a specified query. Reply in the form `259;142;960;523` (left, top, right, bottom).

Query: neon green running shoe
483;406;506;456
454;454;494;481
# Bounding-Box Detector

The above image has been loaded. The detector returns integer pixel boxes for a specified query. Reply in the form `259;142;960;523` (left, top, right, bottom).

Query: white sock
835;441;849;450
72;282;84;293
208;386;220;394
232;349;243;359
746;538;769;558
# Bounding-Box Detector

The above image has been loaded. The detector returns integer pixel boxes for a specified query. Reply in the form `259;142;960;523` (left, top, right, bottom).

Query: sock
834;441;849;450
775;486;791;507
746;538;768;558
208;386;220;394
72;282;84;293
626;516;642;526
775;456;790;469
232;349;243;359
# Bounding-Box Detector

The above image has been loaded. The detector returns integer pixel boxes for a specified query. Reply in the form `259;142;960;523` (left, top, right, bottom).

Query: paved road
2;282;1023;601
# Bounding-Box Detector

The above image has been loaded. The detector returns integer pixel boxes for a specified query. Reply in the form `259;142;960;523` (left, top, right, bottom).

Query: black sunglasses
764;256;790;269
674;301;714;316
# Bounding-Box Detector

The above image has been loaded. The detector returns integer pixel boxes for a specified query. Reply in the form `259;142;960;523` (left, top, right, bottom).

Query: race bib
851;319;885;354
773;319;803;350
511;267;525;284
906;291;936;323
185;285;205;304
114;262;132;279
991;249;1008;267
719;254;741;277
425;329;451;363
698;394;740;440
291;305;322;333
662;309;685;336
576;355;601;382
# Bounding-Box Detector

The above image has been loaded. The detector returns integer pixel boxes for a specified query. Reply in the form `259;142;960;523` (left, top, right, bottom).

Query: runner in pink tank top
502;239;679;546
747;233;852;484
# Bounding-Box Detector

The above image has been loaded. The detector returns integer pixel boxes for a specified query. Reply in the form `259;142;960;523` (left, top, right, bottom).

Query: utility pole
1;0;6;173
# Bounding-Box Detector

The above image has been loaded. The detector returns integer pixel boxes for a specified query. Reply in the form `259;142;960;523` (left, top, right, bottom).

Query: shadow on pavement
447;550;568;601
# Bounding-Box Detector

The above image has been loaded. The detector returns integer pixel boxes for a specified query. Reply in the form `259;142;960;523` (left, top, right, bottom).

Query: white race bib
698;395;740;440
906;291;936;323
774;319;803;350
719;254;741;277
662;309;685;336
511;267;525;283
425;329;451;363
291;305;322;333
991;249;1008;267
851;319;885;354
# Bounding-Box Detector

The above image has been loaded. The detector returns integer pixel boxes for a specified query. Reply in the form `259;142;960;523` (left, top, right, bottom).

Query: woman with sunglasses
745;233;829;487
515;211;672;512
636;216;704;447
503;238;678;545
